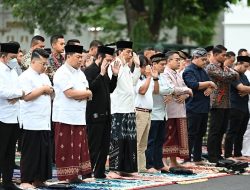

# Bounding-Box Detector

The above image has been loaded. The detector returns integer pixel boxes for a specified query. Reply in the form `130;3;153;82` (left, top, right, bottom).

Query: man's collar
65;62;77;73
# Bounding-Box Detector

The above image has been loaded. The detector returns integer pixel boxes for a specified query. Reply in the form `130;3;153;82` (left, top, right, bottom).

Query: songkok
192;48;207;58
0;43;19;54
98;46;115;56
204;45;214;52
150;53;166;62
65;45;83;54
237;56;250;63
116;40;133;49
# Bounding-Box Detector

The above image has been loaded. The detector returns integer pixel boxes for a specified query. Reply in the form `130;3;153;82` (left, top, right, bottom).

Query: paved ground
147;175;250;190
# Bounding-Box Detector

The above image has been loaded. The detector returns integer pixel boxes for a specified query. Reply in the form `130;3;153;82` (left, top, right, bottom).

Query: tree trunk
176;26;183;44
124;0;144;39
148;0;163;42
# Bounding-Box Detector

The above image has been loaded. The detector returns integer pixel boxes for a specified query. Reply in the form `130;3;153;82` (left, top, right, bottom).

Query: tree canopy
2;0;243;48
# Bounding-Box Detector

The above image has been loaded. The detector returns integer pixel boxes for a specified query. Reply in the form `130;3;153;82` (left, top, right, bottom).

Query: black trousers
87;120;111;178
20;130;52;182
187;112;208;162
145;120;166;170
224;108;249;158
0;121;19;185
207;108;230;162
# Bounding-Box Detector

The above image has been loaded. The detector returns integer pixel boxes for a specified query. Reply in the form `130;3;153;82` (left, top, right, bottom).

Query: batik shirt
47;53;65;81
206;62;238;109
21;51;31;71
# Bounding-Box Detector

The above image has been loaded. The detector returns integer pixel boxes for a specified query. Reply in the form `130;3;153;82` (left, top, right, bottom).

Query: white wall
224;0;250;53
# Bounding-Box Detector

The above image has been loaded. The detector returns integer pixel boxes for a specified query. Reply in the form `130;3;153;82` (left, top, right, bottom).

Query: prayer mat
123;171;229;183
69;179;170;190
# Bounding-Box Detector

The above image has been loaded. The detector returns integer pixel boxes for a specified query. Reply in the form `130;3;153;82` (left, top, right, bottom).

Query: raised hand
145;65;152;78
111;60;121;76
132;52;140;68
100;60;110;76
151;65;159;79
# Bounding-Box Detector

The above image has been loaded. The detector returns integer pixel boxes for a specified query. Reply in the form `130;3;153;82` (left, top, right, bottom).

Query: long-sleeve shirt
109;57;141;114
47;53;65;82
163;66;190;118
206;62;238;109
230;72;250;113
0;62;23;123
84;62;117;124
21;51;31;71
151;73;174;121
183;63;211;113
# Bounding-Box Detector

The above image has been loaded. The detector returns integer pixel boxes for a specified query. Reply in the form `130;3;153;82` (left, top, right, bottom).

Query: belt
135;107;152;113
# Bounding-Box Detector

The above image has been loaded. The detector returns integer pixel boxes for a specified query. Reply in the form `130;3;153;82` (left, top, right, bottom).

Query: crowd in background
1;35;250;190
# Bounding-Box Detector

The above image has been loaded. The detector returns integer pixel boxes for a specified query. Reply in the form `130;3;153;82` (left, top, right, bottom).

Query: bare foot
83;178;96;182
234;156;250;161
119;171;138;177
147;168;158;173
20;183;35;189
227;157;238;162
107;171;122;179
160;166;169;172
67;178;83;184
32;180;47;187
170;162;184;168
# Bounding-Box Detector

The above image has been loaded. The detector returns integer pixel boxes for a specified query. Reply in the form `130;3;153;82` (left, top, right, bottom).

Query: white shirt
53;63;89;125
19;68;51;130
134;76;154;110
109;57;141;114
151;74;174;121
0;62;23;124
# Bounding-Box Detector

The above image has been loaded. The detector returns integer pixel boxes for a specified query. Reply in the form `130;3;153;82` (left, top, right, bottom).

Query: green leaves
2;0;245;46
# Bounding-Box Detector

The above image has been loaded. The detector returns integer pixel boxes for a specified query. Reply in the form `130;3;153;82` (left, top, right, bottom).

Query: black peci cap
65;45;83;54
116;40;133;49
98;46;115;56
237;56;250;63
0;43;19;54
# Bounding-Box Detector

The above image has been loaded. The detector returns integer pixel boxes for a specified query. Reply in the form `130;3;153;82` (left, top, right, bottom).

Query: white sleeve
132;67;141;86
0;71;23;99
19;75;33;95
135;78;143;94
53;71;74;92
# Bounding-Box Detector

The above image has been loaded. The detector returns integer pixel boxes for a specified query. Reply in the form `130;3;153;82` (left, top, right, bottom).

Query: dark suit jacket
84;63;117;124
